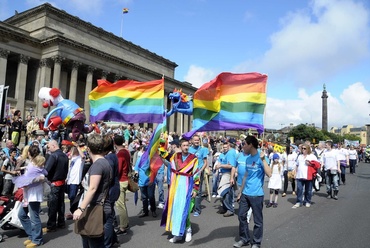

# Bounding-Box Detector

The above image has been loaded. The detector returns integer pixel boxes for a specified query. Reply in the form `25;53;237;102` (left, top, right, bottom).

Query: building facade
0;3;196;134
330;124;370;146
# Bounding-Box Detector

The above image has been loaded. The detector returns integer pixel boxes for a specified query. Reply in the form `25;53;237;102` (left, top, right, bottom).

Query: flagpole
262;74;268;148
120;14;123;38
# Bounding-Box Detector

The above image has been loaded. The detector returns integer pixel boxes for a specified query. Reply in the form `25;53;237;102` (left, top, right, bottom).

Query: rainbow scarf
89;78;164;123
183;72;267;139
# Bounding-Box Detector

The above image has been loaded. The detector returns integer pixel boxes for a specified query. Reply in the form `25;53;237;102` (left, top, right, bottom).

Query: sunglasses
302;147;307;150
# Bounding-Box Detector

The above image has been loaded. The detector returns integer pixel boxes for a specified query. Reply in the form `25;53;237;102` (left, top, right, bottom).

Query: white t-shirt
67;156;84;185
348;149;357;160
336;148;348;161
323;149;338;171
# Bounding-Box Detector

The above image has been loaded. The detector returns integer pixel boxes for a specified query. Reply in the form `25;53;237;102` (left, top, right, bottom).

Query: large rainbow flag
89;79;164;123
183;72;267;139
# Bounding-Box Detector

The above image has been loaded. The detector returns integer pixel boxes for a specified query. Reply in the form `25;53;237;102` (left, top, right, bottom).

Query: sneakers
233;240;249;248
333;195;338;200
157;203;165;209
217;209;227;214
266;202;273;208
152;211;157;218
273;203;278;208
24;239;32;246
212;194;217;198
42;227;56;233
282;193;286;197
223;211;234;217
305;203;311;208
292;191;296;195
26;242;39;248
216;195;222;199
169;236;182;243
327;194;332;199
185;228;192;242
193;211;200;217
292;203;301;209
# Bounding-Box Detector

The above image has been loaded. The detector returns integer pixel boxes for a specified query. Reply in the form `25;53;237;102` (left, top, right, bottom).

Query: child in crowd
266;153;283;208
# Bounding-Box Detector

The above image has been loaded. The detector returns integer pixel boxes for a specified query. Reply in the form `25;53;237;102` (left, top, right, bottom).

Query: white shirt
323;149;338;171
348;149;357;160
336;148;348;161
66;156;84;185
286;152;298;171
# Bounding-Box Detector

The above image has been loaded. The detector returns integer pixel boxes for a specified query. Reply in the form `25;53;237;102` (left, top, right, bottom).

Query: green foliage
287;124;360;144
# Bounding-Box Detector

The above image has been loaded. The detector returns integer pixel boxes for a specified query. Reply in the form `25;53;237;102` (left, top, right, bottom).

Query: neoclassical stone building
0;3;196;133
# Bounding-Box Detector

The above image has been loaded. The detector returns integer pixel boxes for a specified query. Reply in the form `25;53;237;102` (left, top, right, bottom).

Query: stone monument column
0;49;10;85
321;84;328;132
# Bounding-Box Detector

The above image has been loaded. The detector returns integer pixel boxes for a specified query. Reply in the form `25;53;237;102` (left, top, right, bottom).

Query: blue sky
1;0;370;130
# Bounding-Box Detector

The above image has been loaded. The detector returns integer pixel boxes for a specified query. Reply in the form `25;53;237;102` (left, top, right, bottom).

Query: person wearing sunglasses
292;144;318;208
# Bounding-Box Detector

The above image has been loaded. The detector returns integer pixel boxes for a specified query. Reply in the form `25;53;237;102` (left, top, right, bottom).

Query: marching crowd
0;111;365;248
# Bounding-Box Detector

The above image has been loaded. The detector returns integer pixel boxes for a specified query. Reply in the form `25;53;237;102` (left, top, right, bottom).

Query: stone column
69;61;81;102
84;66;95;122
52;55;64;89
0;48;10;85
15;54;30;116
114;74;122;82
321;84;328;132
101;70;109;80
36;58;52;117
183;114;189;133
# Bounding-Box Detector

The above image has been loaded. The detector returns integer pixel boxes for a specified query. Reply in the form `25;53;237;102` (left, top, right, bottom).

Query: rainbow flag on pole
89;78;164;123
138;113;167;183
122;8;129;14
183;72;267;139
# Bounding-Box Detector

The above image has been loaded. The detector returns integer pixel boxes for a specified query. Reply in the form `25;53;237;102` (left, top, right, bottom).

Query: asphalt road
1;162;370;248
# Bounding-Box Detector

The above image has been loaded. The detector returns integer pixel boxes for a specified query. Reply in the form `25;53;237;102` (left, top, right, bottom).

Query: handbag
74;171;110;238
128;177;139;193
74;203;104;238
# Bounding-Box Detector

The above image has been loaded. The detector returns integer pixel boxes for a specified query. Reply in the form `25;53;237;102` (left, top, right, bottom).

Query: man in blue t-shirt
189;135;208;216
233;136;272;248
215;142;236;217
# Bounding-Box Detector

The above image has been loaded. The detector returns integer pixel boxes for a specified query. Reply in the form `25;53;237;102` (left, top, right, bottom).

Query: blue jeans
296;179;313;205
349;159;356;173
194;171;205;213
18;202;43;245
47;185;65;229
156;173;165;204
140;184;156;213
212;171;220;195
67;184;79;203
222;187;234;213
325;172;339;194
238;194;263;246
104;201;117;248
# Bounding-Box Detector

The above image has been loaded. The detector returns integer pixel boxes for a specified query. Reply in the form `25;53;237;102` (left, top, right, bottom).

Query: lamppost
29;106;34;117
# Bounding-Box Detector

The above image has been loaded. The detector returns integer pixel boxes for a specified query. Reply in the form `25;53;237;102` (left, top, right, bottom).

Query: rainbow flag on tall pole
183;72;267;139
89;78;164;123
122;8;129;14
120;8;129;37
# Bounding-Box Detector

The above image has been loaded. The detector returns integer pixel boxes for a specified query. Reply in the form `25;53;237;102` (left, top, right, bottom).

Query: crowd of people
0;110;366;248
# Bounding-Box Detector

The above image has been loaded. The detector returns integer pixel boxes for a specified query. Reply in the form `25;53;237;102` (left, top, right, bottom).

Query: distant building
330;125;370;146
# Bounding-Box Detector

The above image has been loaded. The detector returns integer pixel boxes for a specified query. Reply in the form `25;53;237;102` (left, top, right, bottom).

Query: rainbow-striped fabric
183;72;267;139
89;79;164;123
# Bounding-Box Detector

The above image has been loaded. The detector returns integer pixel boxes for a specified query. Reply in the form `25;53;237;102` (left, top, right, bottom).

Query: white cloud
236;0;370;88
265;82;370;129
183;65;216;88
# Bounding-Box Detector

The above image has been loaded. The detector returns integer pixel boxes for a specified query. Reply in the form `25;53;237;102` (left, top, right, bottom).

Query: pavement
1;162;370;248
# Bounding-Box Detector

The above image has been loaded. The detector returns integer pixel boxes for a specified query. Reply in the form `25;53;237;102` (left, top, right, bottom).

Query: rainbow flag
89;79;164;123
123;8;129;14
183;72;267;139
138;113;167;183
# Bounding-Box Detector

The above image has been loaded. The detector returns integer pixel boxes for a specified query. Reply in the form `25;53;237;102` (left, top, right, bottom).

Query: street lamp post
29;106;34;117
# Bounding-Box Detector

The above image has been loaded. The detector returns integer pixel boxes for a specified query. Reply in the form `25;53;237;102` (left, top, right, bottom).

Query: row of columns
0;48;191;133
